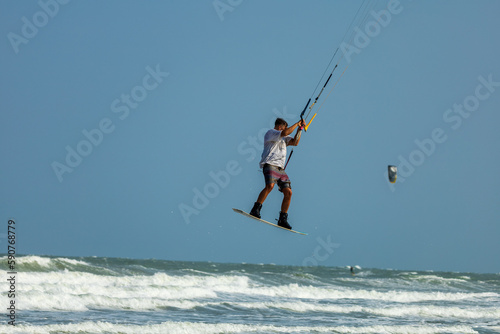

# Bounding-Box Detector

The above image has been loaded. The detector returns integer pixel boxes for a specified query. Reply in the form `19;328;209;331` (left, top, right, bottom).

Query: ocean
1;255;499;334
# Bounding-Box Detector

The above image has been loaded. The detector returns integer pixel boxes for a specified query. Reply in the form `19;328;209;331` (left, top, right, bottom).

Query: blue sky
1;0;499;273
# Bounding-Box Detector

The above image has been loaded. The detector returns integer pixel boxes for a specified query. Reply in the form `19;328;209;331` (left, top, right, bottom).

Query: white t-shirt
259;129;292;168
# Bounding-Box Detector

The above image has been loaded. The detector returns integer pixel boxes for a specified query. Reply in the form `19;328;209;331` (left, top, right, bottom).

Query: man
249;118;306;229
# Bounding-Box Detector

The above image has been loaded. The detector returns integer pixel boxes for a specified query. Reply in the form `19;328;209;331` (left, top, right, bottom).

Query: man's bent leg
281;187;292;213
257;183;274;204
251;183;274;218
278;187;293;229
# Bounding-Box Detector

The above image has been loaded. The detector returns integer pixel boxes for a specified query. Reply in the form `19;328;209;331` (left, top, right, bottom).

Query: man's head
275;118;288;131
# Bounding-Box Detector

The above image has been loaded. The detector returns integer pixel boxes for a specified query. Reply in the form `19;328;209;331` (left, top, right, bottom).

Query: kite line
285;0;380;169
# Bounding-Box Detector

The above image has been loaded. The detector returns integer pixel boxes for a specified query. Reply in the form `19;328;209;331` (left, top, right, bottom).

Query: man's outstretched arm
288;120;306;146
280;121;301;137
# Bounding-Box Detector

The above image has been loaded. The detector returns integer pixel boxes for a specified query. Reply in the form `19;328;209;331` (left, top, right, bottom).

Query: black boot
277;212;292;230
249;202;262;219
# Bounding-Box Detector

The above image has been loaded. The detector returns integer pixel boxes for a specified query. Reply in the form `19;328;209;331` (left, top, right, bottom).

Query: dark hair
275;118;288;128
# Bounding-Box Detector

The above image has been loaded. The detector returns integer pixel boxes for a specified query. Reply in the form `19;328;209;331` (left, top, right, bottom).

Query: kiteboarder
249;118;306;229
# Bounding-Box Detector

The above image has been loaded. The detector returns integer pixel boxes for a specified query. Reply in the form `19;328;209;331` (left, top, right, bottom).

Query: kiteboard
232;208;308;235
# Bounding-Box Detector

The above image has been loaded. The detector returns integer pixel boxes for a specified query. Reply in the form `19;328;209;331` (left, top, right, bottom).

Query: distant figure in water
350;266;355;276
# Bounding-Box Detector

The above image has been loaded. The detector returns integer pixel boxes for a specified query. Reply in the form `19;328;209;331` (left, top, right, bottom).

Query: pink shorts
263;164;291;192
